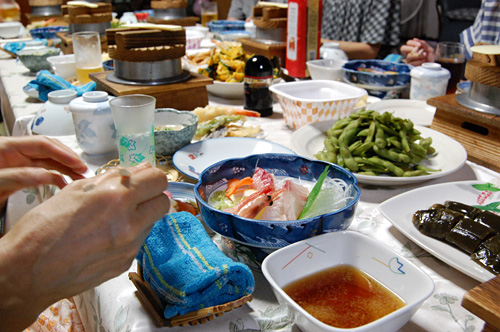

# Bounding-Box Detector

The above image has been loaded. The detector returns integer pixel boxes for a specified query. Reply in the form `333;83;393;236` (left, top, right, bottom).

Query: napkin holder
129;263;253;327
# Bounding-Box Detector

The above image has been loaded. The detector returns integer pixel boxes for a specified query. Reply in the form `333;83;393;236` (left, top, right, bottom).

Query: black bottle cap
245;55;274;78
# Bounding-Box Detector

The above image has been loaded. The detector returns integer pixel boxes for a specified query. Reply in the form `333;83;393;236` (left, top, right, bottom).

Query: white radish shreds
300;178;355;219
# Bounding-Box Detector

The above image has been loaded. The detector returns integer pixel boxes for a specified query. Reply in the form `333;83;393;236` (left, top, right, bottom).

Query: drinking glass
72;31;103;84
110;94;156;167
435;42;465;94
201;1;218;27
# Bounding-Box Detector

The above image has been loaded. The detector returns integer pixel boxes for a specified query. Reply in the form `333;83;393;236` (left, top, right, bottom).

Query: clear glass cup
435;42;465;94
72;31;104;84
109;94;156;167
201;1;218;27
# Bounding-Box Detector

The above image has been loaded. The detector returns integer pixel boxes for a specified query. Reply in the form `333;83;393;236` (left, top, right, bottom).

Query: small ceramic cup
410;62;451;101
69;91;116;156
31;89;77;136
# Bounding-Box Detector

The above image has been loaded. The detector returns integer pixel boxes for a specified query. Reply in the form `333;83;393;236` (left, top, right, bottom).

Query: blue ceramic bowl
343;60;411;87
154;108;198;156
206;20;245;32
29;26;68;39
103;59;114;71
194;154;360;267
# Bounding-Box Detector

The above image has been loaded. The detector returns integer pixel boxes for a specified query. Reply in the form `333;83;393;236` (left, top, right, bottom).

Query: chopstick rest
136;212;255;319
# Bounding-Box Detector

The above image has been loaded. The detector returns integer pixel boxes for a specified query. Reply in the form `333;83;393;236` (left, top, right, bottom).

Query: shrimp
223;167;276;218
225;191;273;219
193;105;261;123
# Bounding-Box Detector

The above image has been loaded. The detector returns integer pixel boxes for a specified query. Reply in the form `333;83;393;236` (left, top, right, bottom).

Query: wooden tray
129;266;253;327
90;71;212;110
428;94;500;172
462;275;500;331
238;38;286;67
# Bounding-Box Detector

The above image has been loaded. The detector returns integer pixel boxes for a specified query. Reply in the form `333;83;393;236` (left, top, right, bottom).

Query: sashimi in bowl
194;153;360;269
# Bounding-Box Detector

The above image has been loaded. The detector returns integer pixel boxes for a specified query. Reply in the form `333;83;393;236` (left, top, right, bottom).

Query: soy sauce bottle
244;55;274;117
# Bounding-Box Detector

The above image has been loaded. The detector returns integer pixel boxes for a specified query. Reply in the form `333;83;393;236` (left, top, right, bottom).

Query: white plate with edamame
290;120;467;186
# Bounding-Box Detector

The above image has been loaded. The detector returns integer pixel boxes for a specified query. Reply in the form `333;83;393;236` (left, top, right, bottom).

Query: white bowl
270;80;367;129
262;231;434;332
0;22;23;39
206;81;244;99
307;59;347;81
47;54;76;80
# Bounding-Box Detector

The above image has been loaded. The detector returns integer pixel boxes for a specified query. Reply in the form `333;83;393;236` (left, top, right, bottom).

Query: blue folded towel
137;212;255;318
26;70;96;102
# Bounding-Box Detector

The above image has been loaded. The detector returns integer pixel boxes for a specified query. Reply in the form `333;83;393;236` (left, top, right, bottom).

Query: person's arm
226;0;247;20
321;38;381;60
0;163;170;331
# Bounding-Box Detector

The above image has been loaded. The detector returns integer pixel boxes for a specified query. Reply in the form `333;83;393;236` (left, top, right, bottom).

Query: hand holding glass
72;31;103;84
110;95;156;167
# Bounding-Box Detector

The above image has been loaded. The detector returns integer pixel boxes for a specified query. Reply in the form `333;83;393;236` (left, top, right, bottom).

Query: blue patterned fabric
460;0;500;60
25;70;96;102
136;212;255;319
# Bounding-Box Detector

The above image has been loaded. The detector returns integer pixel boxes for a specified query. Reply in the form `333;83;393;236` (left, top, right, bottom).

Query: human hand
0;167;70;204
0;162;170;331
400;38;435;66
0;136;88;180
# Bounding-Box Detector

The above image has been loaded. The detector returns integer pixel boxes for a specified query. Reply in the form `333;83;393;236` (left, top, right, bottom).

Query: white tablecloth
71;103;495;332
1;52;496;332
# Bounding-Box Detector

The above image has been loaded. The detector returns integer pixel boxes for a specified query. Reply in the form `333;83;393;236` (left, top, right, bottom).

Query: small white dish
366;99;436;127
47;54;76;80
306;58;347;81
378;180;499;282
0;22;23;39
206;81;244;99
172;137;295;180
262;231;434;332
290;123;467;186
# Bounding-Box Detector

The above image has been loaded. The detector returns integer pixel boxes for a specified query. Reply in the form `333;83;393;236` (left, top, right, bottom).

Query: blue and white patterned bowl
343;60;411;87
18;47;60;73
194;153;360;268
154;108;198;156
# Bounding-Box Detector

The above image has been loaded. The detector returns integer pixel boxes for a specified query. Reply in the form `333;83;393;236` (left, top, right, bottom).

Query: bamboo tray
129;266;253;327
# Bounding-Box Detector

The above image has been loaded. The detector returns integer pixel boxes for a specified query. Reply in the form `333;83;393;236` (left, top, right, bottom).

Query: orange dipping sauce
283;265;405;329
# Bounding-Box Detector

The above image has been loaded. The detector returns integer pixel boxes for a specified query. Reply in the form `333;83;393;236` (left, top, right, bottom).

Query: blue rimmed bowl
343;60;411;87
154;108;198;156
194;153;360;269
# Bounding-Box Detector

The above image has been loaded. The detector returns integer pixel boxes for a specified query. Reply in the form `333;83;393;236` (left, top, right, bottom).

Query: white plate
367;99;436;127
173;137;295;180
378;180;499;282
290;122;467;186
206;81;244;99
